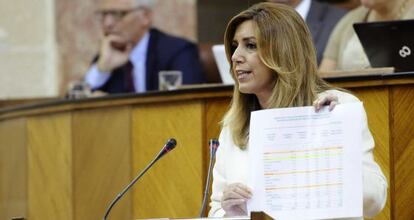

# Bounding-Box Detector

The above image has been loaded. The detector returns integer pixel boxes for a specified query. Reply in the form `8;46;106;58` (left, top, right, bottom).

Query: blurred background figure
266;0;347;65
320;0;414;71
84;0;205;94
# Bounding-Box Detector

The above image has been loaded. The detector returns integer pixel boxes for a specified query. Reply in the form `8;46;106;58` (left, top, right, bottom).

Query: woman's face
231;20;275;103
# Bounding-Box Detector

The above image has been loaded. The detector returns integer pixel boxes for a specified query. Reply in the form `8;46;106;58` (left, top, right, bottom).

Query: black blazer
306;0;347;64
96;28;205;93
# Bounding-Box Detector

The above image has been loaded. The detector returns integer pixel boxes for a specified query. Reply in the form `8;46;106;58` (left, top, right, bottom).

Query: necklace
398;0;411;19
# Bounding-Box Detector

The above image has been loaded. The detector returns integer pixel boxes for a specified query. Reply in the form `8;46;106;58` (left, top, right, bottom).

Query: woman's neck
256;92;271;109
370;0;410;21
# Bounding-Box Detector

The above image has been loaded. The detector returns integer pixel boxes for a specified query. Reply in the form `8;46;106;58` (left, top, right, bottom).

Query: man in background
85;0;205;94
267;0;347;64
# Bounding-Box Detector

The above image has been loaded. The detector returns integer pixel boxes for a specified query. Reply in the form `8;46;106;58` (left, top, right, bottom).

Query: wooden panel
131;101;204;218
0;85;234;121
72;107;132;220
203;98;231;216
205;98;231;141
0;98;51;109
350;87;391;220
0;118;27;220
391;86;414;220
331;78;414;89
204;98;231;173
27;113;73;220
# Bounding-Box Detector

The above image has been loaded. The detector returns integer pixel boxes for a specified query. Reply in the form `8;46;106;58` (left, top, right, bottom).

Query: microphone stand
103;138;177;220
199;139;219;217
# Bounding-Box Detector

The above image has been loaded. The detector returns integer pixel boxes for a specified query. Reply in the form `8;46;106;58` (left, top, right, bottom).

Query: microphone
103;138;177;220
199;138;220;217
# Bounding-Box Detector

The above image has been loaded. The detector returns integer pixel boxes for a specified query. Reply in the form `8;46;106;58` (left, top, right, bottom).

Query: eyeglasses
95;7;141;21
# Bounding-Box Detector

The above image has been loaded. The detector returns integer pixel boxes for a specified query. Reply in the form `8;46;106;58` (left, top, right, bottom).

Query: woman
320;0;414;71
208;3;387;219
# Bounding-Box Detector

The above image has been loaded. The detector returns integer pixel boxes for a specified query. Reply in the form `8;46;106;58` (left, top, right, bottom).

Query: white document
247;103;363;220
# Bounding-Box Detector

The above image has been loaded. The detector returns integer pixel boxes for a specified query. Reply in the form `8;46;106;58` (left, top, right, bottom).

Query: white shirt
296;0;311;20
209;90;388;219
84;32;150;93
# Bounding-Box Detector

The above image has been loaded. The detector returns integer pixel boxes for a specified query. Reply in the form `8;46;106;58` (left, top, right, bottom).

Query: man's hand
97;34;132;73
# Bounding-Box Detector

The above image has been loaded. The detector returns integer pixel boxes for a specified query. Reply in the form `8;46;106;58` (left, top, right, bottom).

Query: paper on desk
247;103;363;220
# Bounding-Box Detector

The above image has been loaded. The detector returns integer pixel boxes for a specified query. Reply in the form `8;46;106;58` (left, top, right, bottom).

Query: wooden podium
1;70;414;220
250;212;273;220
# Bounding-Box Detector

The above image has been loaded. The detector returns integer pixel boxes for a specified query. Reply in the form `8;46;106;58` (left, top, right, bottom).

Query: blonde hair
223;2;332;149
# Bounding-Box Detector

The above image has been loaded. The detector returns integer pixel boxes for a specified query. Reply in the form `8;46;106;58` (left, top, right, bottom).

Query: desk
1;72;414;220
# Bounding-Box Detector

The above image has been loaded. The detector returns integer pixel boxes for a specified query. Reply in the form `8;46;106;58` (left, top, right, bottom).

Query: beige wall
0;0;197;99
0;0;58;98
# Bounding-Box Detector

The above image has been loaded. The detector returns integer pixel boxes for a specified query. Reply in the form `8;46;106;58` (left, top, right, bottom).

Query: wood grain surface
27;113;73;220
351;87;390;220
391;86;414;220
72;107;132;220
131;101;204;218
0;118;27;220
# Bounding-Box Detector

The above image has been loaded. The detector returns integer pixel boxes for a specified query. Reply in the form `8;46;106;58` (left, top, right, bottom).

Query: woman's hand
221;183;252;217
313;92;339;112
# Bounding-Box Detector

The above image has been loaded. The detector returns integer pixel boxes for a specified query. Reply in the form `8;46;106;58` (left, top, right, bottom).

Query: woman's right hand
313;91;339;112
221;183;252;217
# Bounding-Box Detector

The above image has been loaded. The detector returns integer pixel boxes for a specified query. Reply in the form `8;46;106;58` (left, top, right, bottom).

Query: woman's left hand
313;92;339;112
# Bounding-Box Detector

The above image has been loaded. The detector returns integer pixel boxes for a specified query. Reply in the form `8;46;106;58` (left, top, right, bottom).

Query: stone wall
0;0;197;98
0;0;58;98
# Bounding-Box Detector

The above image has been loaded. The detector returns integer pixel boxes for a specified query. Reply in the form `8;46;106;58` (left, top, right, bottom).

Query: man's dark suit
306;0;347;64
95;28;205;93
